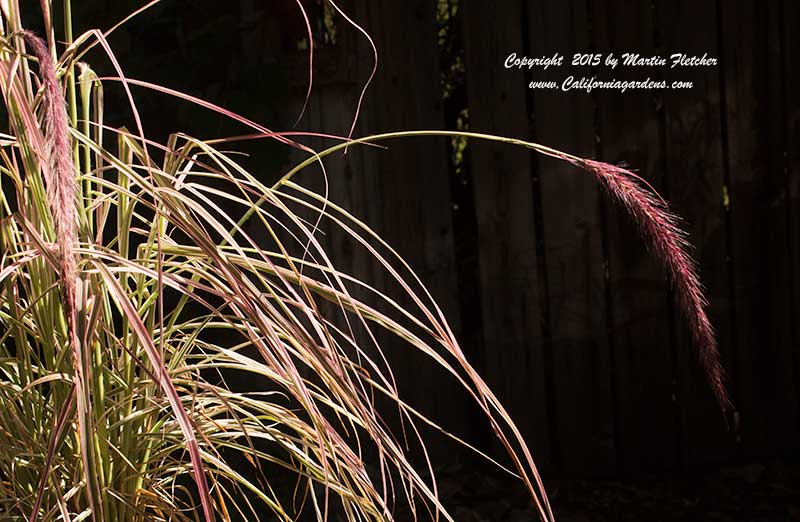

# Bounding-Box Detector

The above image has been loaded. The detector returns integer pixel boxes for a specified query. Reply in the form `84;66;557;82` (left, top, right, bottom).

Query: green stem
228;130;580;244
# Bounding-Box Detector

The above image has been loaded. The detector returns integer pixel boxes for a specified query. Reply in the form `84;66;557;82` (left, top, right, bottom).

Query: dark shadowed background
58;0;800;519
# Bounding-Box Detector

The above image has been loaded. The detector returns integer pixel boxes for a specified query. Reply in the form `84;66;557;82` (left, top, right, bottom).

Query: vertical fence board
719;0;798;459
527;0;615;476
340;0;465;446
460;1;552;467
288;85;372;280
761;0;799;455
784;0;800;423
589;0;680;474
657;0;735;469
283;0;468;456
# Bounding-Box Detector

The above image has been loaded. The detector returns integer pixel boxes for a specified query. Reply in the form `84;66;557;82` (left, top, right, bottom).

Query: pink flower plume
577;158;731;415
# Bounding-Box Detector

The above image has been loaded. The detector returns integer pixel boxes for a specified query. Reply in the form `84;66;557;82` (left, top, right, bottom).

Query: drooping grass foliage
0;2;726;521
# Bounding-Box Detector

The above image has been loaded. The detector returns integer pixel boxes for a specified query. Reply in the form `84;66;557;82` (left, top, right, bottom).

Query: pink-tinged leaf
93;76;311;153
293;0;314;127
28;389;75;522
326;0;376;147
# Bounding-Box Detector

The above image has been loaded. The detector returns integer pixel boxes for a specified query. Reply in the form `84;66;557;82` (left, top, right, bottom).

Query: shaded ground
430;459;800;521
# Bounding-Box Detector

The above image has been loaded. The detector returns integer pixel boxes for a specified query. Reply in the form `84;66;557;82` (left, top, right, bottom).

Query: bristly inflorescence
20;31;77;281
578;158;731;415
20;30;104;521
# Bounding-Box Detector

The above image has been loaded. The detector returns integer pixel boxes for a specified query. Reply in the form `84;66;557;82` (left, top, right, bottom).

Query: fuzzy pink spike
21;31;103;522
580;158;731;415
21;33;77;273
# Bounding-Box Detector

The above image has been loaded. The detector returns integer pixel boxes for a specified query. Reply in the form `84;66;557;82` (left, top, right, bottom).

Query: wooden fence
260;0;800;477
